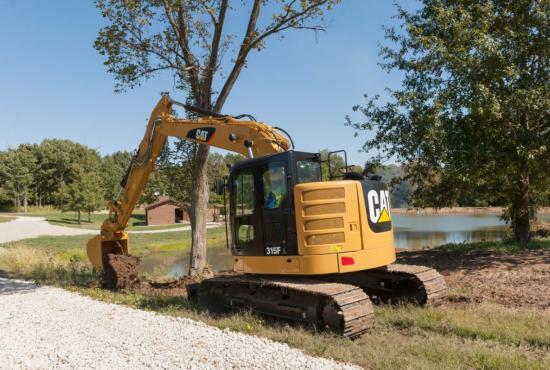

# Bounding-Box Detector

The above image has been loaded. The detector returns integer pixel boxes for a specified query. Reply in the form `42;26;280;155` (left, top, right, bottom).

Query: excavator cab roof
230;150;321;174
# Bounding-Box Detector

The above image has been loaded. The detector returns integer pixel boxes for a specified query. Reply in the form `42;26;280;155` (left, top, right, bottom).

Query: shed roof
145;196;179;211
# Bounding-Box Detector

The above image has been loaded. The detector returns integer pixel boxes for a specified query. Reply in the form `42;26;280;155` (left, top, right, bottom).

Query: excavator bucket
86;233;128;272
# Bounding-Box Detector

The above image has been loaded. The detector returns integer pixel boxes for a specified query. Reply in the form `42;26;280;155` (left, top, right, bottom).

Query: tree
101;150;133;201
95;0;342;275
347;0;549;244
54;145;105;223
373;164;412;208
157;139;197;215
35;139;88;207
0;145;37;212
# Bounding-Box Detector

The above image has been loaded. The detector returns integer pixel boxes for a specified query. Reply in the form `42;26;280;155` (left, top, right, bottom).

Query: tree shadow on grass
49;218;94;225
131;214;147;227
0;271;40;295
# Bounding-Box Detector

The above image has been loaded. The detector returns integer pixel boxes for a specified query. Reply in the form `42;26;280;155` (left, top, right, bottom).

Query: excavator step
197;275;374;338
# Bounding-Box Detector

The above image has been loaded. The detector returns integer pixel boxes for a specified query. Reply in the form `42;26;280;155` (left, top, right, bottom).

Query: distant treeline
0;139;239;221
0;140;131;219
0;140;413;219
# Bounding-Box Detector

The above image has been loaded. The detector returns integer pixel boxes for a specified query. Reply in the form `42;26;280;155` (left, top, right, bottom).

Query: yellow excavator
87;94;446;337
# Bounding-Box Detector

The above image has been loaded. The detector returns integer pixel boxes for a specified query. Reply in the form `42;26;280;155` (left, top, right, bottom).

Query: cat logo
367;189;391;224
196;129;209;141
187;127;215;143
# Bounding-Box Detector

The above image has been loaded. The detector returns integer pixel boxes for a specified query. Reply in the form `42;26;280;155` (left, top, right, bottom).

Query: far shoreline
392;206;550;215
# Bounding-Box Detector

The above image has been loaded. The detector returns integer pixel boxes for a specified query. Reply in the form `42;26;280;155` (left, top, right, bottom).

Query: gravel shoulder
0;278;357;370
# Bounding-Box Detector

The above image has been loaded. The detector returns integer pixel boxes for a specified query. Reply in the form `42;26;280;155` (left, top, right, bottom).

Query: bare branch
214;0;261;111
215;0;332;111
203;0;229;107
161;0;202;102
249;0;330;52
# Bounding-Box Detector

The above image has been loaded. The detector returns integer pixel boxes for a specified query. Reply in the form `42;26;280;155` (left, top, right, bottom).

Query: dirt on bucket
102;254;140;290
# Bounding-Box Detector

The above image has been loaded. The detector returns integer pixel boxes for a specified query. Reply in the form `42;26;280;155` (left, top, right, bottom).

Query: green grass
376;304;549;349
0;226;226;264
1;235;549;369
2;210;190;230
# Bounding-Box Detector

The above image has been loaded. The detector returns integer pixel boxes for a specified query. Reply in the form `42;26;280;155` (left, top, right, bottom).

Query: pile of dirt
396;248;550;309
135;269;220;298
101;252;217;296
101;254;140;290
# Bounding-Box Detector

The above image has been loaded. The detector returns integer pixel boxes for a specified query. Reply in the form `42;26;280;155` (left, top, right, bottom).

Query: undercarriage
195;263;447;337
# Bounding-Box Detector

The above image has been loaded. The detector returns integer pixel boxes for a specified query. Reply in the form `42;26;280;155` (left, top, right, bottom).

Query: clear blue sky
0;1;417;166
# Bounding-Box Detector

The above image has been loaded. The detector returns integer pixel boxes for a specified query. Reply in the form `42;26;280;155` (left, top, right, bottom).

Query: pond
139;212;529;278
392;213;508;249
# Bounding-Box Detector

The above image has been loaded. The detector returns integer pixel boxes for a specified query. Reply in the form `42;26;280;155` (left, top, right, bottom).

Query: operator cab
229;151;322;257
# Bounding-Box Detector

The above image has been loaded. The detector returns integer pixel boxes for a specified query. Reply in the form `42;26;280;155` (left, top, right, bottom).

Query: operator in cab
264;165;287;209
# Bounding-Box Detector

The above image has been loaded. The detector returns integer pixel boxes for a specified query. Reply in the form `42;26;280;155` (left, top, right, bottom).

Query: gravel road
0;278;357;370
0;217;94;243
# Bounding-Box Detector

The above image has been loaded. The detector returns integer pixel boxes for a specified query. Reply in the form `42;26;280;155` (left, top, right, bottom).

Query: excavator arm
87;94;289;271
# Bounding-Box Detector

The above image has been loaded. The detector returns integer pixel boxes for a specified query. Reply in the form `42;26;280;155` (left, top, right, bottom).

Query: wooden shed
145;196;189;226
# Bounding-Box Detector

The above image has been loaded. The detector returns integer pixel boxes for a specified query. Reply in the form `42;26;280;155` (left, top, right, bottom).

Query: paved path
0;217;94;243
0;278;356;370
0;216;221;244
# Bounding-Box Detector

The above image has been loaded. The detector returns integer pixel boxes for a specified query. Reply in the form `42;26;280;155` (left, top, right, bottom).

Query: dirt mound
397;248;550;309
102;254;140;290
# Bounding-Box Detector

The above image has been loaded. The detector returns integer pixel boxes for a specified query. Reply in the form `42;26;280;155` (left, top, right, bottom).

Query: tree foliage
0;141;131;219
101;151;134;201
0;145;36;212
53;144;105;223
348;0;549;243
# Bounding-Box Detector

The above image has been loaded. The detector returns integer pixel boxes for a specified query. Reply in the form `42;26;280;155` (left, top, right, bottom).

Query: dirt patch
137;277;193;296
134;268;218;298
102;254;140;290
396;248;550;309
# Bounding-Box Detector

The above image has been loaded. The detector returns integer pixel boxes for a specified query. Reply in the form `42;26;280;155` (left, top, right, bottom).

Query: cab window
296;160;322;184
263;163;287;209
234;172;255;216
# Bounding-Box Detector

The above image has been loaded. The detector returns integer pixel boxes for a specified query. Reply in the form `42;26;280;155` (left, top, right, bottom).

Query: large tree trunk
77;209;81;225
511;174;531;245
188;144;210;276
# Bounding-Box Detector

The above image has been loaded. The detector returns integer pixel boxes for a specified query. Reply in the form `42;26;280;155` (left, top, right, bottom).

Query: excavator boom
87;94;289;271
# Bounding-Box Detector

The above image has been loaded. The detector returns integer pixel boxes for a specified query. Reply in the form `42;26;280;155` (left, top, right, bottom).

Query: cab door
230;168;263;256
260;161;294;256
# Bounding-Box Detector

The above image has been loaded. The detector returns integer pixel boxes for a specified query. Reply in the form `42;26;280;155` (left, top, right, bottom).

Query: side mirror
328;150;348;180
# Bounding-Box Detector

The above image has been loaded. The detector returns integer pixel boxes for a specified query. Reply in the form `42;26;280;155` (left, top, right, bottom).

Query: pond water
139;213;525;278
392;213;508;249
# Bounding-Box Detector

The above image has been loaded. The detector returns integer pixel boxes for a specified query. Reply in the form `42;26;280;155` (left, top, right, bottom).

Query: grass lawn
0;235;548;369
4;210;188;231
